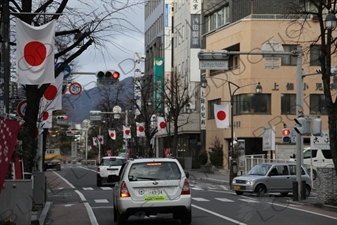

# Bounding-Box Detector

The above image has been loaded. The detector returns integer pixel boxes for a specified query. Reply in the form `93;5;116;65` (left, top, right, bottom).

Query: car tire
280;192;288;196
117;211;127;225
305;185;311;197
97;180;102;187
113;206;117;222
255;184;266;197
235;191;243;195
181;210;192;225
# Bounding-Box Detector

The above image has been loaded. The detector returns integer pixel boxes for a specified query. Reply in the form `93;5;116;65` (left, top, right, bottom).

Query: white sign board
311;130;330;149
263;126;275;151
199;60;228;70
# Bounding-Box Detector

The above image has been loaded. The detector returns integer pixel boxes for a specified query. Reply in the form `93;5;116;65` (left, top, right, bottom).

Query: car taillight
181;179;190;195
97;167;100;172
120;181;130;198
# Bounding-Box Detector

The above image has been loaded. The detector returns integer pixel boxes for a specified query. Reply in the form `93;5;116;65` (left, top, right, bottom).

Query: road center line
192;204;247;225
52;171;75;188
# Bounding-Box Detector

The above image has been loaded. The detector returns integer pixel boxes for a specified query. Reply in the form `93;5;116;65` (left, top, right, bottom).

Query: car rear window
102;158;125;166
128;162;181;181
321;150;332;159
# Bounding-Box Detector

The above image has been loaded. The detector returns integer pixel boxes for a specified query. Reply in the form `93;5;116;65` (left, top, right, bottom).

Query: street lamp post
81;119;91;165
228;81;263;189
201;77;262;189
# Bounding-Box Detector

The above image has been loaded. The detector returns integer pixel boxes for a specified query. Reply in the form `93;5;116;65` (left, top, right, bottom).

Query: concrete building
203;5;335;168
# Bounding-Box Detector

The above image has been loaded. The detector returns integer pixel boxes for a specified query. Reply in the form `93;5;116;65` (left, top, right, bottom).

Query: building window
310;94;327;114
281;45;297;66
233;94;271;115
205;6;229;32
310;45;321;66
281;94;296;114
208;98;221;119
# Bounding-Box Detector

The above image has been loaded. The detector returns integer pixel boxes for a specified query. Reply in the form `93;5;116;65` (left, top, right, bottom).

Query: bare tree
287;0;337;175
9;0;143;172
163;71;194;156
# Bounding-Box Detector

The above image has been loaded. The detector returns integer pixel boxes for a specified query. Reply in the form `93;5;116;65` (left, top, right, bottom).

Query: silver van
232;163;311;197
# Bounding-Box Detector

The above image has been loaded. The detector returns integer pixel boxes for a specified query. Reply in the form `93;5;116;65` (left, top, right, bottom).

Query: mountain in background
63;76;134;123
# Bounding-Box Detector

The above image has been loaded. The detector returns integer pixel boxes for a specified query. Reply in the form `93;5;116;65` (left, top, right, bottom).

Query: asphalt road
44;164;337;225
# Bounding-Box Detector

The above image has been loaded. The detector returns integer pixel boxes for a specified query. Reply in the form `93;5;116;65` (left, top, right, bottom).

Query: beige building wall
204;18;337;167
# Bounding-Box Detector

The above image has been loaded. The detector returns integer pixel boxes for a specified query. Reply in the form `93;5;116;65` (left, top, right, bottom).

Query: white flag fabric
123;125;131;139
108;129;116;140
93;137;98;146
136;122;145;137
98;135;104;145
45;73;64;111
40;110;53;128
16;19;56;85
157;116;167;134
214;104;229;128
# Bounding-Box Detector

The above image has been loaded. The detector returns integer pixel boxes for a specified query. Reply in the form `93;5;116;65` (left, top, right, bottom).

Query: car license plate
144;196;166;201
233;185;240;191
147;189;164;195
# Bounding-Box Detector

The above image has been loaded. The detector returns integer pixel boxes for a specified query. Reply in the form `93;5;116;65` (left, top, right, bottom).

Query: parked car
302;147;333;180
232;163;311;197
97;156;127;187
113;158;192;225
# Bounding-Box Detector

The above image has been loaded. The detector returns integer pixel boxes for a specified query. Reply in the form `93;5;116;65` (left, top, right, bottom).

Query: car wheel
305;185;311;197
280;192;288;197
117;211;127;225
113;206;117;222
97;179;102;187
235;191;243;195
181;210;192;225
255;184;266;197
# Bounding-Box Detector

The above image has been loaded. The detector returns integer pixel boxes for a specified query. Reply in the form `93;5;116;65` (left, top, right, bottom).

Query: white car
113;158;192;225
97;156;126;187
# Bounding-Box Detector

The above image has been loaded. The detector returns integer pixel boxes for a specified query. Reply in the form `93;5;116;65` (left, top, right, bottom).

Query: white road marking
239;198;259;203
101;187;113;190
220;185;228;190
52;171;75;188
215;198;234;202
94;199;109;203
83;187;94;190
74;190;99;225
192;204;247;225
64;204;74;207
191;187;204;191
192;197;209;201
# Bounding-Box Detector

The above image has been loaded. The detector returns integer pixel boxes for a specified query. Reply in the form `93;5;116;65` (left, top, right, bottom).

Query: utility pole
1;0;10;113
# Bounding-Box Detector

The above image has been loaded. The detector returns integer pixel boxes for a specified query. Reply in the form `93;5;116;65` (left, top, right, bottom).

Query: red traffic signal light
282;128;291;143
282;129;290;136
112;71;120;79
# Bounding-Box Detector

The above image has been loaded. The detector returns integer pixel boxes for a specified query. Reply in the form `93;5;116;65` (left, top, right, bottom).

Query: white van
302;147;333;180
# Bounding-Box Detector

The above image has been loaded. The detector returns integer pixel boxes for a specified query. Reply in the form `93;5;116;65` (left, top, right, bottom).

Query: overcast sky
68;1;145;90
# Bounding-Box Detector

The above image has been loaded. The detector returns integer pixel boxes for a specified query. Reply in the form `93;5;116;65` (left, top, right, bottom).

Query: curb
39;201;52;225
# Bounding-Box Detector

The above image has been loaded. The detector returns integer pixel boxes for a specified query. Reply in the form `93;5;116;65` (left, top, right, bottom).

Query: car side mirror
185;171;189;178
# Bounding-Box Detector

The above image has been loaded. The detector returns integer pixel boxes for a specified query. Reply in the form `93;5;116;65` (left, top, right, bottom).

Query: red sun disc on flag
110;133;115;138
125;130;130;135
42;111;49;120
24;41;46;66
44;84;57;100
217;110;227;121
159;122;166;129
99;137;103;142
138;126;144;132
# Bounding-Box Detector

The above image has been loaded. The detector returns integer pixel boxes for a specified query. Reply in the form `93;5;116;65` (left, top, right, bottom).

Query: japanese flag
15;18;56;85
157;116;167;134
108;129;116;140
123;126;131;139
214;104;229;128
40;110;53;128
39;73;64;114
98;135;104;145
136;122;145;137
93;137;98;146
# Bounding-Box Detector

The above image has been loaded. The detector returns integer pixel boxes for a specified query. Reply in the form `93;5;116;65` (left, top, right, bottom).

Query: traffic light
312;117;322;136
96;70;120;86
294;116;311;135
282;128;291;143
